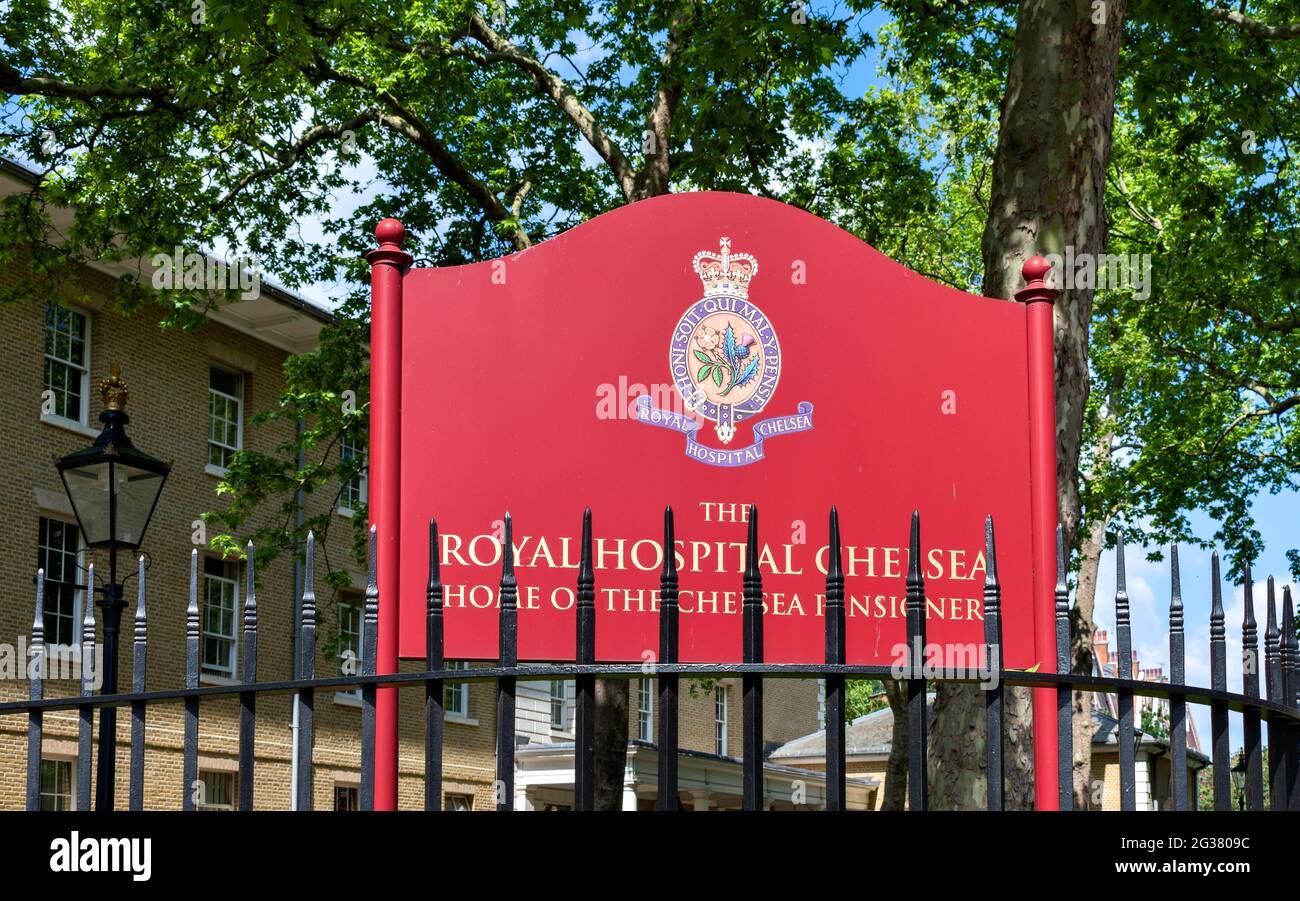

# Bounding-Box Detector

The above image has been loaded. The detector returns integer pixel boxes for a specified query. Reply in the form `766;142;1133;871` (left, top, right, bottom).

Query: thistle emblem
635;236;814;467
677;238;773;443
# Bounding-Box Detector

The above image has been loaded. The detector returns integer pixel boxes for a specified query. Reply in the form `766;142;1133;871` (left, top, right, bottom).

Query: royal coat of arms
636;237;813;467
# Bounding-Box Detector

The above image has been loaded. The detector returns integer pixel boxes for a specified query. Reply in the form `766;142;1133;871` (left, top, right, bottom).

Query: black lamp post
1230;752;1247;811
56;364;170;811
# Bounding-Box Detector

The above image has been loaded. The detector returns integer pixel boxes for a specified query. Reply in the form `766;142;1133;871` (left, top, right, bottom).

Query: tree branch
1206;5;1300;40
305;58;532;249
219;111;380;205
633;4;696;199
0;57;183;109
462;11;637;200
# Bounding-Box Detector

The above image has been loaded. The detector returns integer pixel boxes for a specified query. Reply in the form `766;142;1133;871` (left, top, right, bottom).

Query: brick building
0;158;827;810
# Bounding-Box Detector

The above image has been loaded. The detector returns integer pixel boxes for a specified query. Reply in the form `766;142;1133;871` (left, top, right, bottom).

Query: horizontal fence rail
6;510;1300;811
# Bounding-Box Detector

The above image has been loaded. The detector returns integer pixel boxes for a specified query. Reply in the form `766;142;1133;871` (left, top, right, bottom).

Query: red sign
389;192;1045;667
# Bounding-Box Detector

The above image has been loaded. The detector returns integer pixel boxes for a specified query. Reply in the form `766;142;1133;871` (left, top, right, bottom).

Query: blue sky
209;5;1300;753
6;3;1294;752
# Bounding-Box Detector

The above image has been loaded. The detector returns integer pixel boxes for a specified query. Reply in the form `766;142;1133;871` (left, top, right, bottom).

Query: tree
869;0;1300;808
1;0;894;809
8;0;1300;812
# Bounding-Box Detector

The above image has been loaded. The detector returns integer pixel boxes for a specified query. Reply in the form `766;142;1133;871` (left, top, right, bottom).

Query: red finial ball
1021;254;1052;284
375;218;406;247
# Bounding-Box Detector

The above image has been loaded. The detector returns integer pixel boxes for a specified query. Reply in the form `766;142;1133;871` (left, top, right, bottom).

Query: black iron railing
4;507;1299;811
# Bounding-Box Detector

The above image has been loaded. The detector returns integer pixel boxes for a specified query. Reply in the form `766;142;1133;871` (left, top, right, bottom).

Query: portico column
688;789;710;811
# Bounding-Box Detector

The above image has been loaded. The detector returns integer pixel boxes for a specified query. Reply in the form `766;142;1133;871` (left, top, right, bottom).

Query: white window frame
37;516;86;650
638;679;654;742
336;598;362;700
197;770;236;811
338;433;368;517
206;366;244;475
38;756;75;811
445;661;470;717
41;302;93;433
446;793;473;811
201;558;239;680
549;680;567;731
715;685;729;757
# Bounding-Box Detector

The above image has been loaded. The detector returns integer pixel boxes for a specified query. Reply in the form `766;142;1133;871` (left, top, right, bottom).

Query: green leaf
693;350;713;365
712;366;724;388
698;365;712;380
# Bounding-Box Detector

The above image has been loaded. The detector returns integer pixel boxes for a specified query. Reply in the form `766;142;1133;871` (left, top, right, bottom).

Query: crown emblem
99;363;129;411
692;237;758;299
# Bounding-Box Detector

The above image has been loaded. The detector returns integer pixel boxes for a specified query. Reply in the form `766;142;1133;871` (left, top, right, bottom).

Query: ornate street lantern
55;364;171;810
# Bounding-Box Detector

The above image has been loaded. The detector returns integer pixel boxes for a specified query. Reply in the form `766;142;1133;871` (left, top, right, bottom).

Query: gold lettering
595;537;626;571
521;585;541;610
927;548;945;580
690;541;712;573
950;549;968;581
631;539;663;572
468;534;501;567
846;545;876;578
557;536;579;569
884;548;901;579
468;584;495;609
529;536;556;569
601;587;621;612
442;533;468;567
782;544;804;575
678;590;695;615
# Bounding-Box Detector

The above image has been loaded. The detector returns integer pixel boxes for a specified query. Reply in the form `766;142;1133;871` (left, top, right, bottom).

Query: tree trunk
979;0;1126;550
927;684;1035;809
593;679;631;810
1069;406;1116;807
929;0;1127;809
881;679;908;810
591;11;685;799
1071;513;1106;807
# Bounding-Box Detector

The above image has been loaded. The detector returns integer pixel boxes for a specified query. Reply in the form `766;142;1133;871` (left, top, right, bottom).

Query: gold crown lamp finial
100;363;129;412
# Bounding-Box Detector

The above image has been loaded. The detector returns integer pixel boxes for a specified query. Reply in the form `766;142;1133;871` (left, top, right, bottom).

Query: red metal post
1016;255;1061;810
367;218;412;810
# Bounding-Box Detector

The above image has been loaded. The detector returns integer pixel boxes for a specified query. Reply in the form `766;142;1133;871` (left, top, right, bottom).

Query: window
334;784;359;811
337;598;361;698
43;303;89;426
550;680;567;730
638;679;654;742
197;770;236;810
37;517;84;647
445;793;473;811
202;558;239;678
208;367;244;471
339;433;367;515
715;685;729;756
445;661;469;716
39;758;74;811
